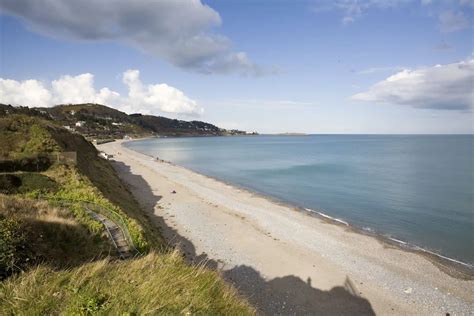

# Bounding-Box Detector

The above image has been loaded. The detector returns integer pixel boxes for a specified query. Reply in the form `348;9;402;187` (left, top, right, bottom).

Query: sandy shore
99;140;473;315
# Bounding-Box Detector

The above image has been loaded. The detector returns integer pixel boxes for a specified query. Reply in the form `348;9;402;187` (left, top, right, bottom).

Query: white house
75;121;86;127
98;151;114;160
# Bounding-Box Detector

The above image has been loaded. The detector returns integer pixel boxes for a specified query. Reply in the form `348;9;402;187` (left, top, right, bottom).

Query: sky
0;0;473;134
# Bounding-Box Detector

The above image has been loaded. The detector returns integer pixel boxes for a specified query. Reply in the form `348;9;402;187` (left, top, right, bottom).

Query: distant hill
0;103;251;139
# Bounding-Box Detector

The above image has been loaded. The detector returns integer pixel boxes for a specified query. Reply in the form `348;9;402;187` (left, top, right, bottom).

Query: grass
0;195;255;314
48;119;165;250
0;114;255;314
0;115;60;159
43;165;150;252
0;250;255;315
0;195;111;279
1;114;163;250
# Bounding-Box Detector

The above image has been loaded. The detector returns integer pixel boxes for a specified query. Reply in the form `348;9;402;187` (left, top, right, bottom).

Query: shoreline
122;138;474;275
99;139;474;315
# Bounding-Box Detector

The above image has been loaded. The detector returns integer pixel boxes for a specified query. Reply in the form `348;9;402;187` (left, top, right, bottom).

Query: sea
125;135;474;265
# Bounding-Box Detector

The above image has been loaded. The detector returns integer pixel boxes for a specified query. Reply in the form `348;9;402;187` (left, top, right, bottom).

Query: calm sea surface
126;135;474;264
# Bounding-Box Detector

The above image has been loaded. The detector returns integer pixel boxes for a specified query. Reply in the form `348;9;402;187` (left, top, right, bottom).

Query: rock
404;287;413;294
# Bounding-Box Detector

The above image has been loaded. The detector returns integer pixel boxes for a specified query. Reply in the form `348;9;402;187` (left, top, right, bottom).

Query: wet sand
99;140;474;315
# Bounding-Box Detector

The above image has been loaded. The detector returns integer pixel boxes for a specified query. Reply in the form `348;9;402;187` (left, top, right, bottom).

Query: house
75;121;86;127
98;151;114;160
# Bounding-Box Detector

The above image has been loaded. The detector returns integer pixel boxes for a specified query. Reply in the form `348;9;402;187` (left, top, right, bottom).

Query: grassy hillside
0;251;253;315
0;103;251;139
0;196;254;315
0;113;254;314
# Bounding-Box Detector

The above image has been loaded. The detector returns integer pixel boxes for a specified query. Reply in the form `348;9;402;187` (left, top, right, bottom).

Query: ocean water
125;135;474;265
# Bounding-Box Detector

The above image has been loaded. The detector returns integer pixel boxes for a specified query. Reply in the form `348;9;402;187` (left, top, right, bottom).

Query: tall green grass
0;251;255;315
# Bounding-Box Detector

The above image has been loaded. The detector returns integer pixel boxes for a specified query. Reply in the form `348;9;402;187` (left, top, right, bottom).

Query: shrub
0;215;28;279
17;173;58;194
0;175;22;194
0;155;52;172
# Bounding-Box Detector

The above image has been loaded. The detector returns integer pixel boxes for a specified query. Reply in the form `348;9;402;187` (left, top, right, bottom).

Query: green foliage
22;124;60;156
45;165;149;252
0;251;255;315
0;111;254;314
0;195;111;278
0;215;27;279
2;110;166;252
0;115;60;160
21;173;58;194
0;173;59;196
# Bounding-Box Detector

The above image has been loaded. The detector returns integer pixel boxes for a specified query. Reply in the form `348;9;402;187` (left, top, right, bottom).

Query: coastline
99;139;474;315
122;137;474;275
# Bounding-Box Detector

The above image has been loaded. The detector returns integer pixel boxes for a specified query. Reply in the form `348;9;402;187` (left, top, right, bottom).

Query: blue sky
0;0;473;133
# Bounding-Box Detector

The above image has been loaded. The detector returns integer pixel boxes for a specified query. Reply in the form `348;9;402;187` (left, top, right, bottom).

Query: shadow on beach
111;160;375;315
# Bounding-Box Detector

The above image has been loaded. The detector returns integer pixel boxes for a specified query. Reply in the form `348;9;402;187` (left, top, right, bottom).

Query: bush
0;155;52;172
0;175;22;194
17;173;58;194
0;215;28;280
0;173;58;195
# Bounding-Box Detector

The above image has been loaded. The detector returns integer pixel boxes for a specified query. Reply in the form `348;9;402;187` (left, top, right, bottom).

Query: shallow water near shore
125;135;474;265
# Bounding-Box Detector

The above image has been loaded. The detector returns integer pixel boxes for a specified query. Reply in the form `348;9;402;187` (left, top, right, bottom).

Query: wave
304;208;474;269
305;208;349;226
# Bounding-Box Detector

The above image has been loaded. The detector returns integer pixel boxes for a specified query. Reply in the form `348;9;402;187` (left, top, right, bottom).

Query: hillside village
0;103;256;140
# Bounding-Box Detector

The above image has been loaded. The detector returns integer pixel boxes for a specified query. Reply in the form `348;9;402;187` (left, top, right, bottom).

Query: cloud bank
351;59;474;110
0;70;203;115
0;0;268;75
312;0;473;31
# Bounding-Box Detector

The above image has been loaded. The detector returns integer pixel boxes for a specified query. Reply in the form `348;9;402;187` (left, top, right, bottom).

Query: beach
99;140;474;315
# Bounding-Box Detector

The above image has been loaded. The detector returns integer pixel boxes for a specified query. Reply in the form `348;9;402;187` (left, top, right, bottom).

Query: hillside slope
0;113;254;314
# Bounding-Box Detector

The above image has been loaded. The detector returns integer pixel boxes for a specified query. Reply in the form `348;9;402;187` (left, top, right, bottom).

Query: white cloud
312;0;409;24
0;70;202;115
0;79;52;107
438;10;471;32
312;0;474;31
351;59;474;110
120;70;202;115
51;74;98;105
0;0;268;75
